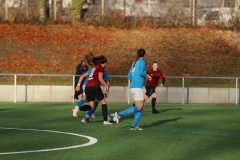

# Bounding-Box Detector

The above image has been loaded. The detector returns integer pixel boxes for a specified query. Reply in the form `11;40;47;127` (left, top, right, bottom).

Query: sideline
0;127;98;155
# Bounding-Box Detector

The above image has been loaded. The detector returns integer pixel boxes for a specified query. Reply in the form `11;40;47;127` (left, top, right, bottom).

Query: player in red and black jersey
75;52;112;124
145;61;165;113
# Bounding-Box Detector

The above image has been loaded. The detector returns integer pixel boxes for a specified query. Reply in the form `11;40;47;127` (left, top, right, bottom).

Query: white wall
0;85;238;104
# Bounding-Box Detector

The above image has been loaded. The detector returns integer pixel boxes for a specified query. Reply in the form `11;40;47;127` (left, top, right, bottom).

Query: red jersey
86;65;104;87
145;69;165;87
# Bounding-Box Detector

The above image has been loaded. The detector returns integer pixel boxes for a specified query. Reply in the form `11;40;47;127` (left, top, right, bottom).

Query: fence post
5;0;8;20
194;0;198;26
127;79;130;104
236;78;238;105
123;0;126;17
14;74;17;103
191;0;195;26
148;0;150;16
53;0;57;21
182;77;184;104
73;76;75;103
101;0;104;19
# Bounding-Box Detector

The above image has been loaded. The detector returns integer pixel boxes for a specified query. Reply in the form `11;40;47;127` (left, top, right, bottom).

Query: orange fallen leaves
0;23;240;78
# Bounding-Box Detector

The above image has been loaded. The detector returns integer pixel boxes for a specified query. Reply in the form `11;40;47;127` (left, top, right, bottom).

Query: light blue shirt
127;58;146;89
83;69;108;85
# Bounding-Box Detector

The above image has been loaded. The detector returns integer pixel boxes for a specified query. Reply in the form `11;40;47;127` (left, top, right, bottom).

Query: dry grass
0;23;240;84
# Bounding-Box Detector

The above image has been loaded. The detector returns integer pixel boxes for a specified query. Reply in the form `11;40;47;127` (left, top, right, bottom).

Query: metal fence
0;0;239;26
0;73;239;105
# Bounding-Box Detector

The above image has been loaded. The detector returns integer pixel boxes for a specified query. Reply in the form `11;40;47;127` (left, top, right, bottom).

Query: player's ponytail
85;52;107;66
133;48;146;68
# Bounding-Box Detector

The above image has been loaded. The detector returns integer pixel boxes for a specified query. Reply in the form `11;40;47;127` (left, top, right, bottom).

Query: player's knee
152;93;157;98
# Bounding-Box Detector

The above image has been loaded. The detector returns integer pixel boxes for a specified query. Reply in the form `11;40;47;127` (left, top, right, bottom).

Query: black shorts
145;86;156;97
85;86;104;102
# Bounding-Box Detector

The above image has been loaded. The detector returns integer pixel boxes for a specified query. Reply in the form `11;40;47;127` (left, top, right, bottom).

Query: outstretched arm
75;72;88;92
139;61;146;77
98;72;109;92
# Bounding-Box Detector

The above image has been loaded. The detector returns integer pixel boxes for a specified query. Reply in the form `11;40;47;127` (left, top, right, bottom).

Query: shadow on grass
120;117;182;129
142;117;182;128
0;108;15;112
160;108;183;113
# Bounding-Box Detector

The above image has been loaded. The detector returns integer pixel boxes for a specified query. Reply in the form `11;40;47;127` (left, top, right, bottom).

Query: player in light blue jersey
114;48;147;130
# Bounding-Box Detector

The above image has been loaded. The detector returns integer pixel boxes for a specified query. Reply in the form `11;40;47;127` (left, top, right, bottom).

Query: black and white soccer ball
108;113;116;122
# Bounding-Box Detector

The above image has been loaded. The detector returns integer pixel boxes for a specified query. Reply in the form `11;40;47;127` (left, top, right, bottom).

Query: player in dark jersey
145;61;165;113
75;52;112;124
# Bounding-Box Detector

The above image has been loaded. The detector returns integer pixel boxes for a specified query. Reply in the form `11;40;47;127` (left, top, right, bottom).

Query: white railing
0;73;239;105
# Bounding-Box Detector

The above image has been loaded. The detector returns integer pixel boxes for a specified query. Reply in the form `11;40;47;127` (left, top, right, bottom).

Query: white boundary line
0;127;98;155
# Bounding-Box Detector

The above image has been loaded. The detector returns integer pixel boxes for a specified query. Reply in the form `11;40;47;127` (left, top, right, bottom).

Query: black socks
102;104;108;121
151;98;156;110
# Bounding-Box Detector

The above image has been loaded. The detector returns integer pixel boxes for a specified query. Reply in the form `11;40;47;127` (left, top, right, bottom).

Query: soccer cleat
130;125;143;130
152;110;159;114
72;106;79;118
86;112;95;118
103;121;113;125
81;118;89;124
114;112;120;124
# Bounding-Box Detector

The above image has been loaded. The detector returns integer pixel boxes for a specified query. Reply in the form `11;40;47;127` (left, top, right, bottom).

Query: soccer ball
108;113;116;122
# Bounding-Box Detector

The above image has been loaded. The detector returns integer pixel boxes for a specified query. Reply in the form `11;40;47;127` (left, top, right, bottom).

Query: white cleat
86;112;95;118
103;121;113;125
72;106;79;118
130;125;143;130
90;114;95;118
114;112;120;124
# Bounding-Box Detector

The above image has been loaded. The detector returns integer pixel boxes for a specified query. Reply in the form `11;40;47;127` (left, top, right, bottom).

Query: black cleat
152;110;159;114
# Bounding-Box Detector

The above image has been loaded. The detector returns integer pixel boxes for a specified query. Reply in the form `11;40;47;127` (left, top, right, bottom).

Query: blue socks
84;107;97;120
118;106;138;116
87;107;97;116
132;110;144;127
77;100;85;108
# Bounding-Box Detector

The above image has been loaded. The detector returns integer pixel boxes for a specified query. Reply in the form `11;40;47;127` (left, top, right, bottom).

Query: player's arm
105;80;110;98
103;71;110;97
75;72;88;91
98;72;109;91
139;61;146;77
146;70;152;81
159;70;165;87
159;77;165;87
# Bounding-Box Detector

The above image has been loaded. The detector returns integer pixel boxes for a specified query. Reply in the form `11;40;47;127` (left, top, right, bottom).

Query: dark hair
85;52;107;66
153;60;157;64
133;48;146;68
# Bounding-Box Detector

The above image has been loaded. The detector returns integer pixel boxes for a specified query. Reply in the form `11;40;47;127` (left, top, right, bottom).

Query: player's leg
72;85;87;118
82;101;98;122
95;87;112;124
80;87;96;123
151;92;159;113
72;95;86;118
114;88;143;125
131;99;145;130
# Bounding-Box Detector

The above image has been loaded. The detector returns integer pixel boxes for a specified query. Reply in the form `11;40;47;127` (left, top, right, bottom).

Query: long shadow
141;117;182;128
159;108;183;113
0;108;15;112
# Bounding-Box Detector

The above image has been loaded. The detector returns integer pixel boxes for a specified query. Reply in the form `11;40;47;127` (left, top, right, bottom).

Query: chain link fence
0;0;239;27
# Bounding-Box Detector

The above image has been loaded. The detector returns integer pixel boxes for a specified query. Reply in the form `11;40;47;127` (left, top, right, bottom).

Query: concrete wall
0;85;239;104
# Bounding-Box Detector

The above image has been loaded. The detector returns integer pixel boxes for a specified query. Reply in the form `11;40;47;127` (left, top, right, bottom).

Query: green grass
0;103;240;160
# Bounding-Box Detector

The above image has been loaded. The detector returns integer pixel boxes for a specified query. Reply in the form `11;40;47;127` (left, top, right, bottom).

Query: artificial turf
0;103;240;160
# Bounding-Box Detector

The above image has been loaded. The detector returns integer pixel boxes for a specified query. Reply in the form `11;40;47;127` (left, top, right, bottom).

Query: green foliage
68;0;85;23
36;0;45;10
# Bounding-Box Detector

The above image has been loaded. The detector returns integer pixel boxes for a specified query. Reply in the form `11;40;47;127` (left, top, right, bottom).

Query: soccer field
0;103;240;160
